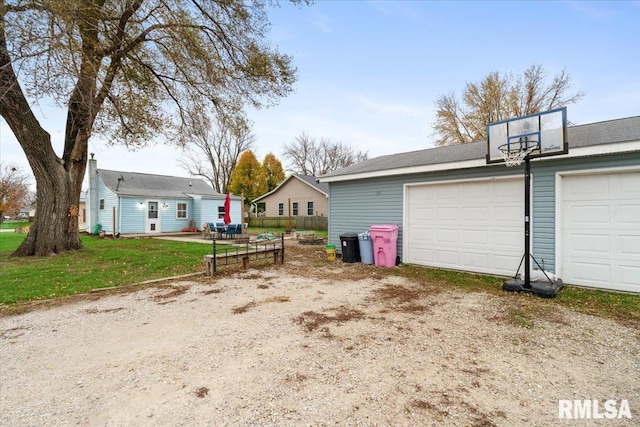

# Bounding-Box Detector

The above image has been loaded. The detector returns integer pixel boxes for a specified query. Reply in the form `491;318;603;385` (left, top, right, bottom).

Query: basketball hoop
498;140;539;167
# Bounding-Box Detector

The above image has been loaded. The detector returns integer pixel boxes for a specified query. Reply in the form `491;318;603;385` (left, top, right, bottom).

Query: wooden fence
247;216;328;231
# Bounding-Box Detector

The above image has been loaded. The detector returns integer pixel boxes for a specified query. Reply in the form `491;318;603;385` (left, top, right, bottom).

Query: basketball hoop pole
487;108;567;297
524;155;531;289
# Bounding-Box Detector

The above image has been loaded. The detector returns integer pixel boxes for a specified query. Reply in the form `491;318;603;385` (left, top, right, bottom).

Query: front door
145;200;160;233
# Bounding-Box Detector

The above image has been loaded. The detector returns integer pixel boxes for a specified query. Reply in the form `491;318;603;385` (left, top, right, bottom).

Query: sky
1;0;639;190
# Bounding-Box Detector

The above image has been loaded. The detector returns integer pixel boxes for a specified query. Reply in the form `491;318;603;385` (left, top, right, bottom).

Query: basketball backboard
486;107;568;164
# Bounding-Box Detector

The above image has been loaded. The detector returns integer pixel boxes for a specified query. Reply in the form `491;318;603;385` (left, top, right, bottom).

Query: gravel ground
1;245;639;426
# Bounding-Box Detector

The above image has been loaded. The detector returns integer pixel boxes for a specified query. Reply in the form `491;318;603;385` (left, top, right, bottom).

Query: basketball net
499;141;539;167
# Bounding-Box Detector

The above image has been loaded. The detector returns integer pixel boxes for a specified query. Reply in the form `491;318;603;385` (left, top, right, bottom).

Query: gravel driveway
1;246;638;426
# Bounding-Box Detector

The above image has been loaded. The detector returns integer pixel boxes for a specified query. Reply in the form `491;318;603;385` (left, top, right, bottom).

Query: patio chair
202;223;213;240
224;224;242;239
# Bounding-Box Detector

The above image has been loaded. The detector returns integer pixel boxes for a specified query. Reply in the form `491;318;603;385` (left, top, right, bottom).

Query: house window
218;206;225;219
99;199;105;210
307;201;314;216
278;203;284;216
292;202;298;216
177;203;187;219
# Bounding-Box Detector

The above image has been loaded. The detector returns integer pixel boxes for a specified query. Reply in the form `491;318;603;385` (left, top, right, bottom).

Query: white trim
554;165;640;281
144;200;161;233
562;140;640;159
321;159;487;183
319;140;640;183
176;202;188;220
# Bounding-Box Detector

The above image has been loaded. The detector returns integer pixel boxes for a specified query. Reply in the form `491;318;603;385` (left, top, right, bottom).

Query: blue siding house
86;156;243;235
319;116;640;293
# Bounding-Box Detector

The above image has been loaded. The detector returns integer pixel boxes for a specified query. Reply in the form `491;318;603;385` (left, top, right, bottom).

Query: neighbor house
253;174;329;217
86;156;242;235
319;116;640;294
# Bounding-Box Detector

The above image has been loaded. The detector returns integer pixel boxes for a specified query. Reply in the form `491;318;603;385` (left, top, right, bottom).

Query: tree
283;132;368;175
433;64;584;146
227;150;267;205
0;0;305;256
0;163;29;223
262;153;285;192
178;111;255;194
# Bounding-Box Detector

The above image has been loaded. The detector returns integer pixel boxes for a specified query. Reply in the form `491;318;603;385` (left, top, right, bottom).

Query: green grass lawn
0;220;30;230
0;233;216;304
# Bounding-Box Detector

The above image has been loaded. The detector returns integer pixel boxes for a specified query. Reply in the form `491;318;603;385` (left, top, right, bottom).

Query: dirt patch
295;306;366;332
1;244;638;426
194;386;209;398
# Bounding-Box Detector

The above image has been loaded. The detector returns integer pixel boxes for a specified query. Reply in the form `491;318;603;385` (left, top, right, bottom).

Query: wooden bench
203;236;285;275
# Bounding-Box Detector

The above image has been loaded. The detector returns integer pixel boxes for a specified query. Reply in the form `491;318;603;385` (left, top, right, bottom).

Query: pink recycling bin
369;224;398;268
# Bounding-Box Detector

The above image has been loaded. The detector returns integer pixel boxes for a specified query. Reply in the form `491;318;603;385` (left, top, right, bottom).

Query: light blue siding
119;198;145;233
199;199;243;226
193;198;203;229
160;199;192;232
96;177;118;233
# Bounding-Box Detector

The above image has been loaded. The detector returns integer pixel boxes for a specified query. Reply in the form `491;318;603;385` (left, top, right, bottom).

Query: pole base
503;278;563;298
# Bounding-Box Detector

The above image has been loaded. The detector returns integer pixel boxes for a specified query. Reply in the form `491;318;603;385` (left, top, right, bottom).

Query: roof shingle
322;116;640;178
98;169;222;198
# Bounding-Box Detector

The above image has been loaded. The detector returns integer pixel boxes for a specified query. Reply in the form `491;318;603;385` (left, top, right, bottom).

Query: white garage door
405;177;523;276
560;170;640;293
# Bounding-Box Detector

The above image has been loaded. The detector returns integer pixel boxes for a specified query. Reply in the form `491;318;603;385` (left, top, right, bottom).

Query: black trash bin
339;233;361;263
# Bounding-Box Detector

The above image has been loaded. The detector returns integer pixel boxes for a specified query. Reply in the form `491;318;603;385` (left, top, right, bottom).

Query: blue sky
1;0;639;188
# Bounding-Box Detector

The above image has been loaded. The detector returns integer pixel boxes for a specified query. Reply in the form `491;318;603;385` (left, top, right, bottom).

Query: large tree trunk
1;17;85;256
12;153;85;257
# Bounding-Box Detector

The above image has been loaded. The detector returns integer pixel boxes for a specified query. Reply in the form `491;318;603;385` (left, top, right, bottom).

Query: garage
559;169;640;293
404;176;524;277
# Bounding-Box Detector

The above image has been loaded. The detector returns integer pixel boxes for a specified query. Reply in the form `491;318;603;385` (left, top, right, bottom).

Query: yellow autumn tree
262;153;285;192
228;151;267;206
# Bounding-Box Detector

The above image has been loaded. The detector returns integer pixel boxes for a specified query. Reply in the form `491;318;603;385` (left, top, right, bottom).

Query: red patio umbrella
223;193;232;226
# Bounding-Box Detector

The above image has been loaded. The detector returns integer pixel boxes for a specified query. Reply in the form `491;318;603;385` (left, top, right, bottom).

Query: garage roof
320;115;640;182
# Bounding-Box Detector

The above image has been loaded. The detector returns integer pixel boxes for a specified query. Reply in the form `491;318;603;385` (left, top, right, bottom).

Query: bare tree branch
433;64;584;146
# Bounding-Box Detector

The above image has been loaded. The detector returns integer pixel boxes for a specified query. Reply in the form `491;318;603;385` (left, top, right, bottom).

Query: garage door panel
437;228;459;243
620;235;640;256
461;252;489;269
437;207;459;221
463;229;489;245
495;230;521;248
435;186;459;200
463;207;488;221
495;206;521;222
410;227;433;243
494;254;522;272
465;183;491;200
569;205;610;223
406;178;523;276
566;259;611;286
566;233;610;254
410;247;433;263
561;170;640;293
621;265;640;289
620;204;640;223
437;250;459;265
566;175;609;198
617;173;640;192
